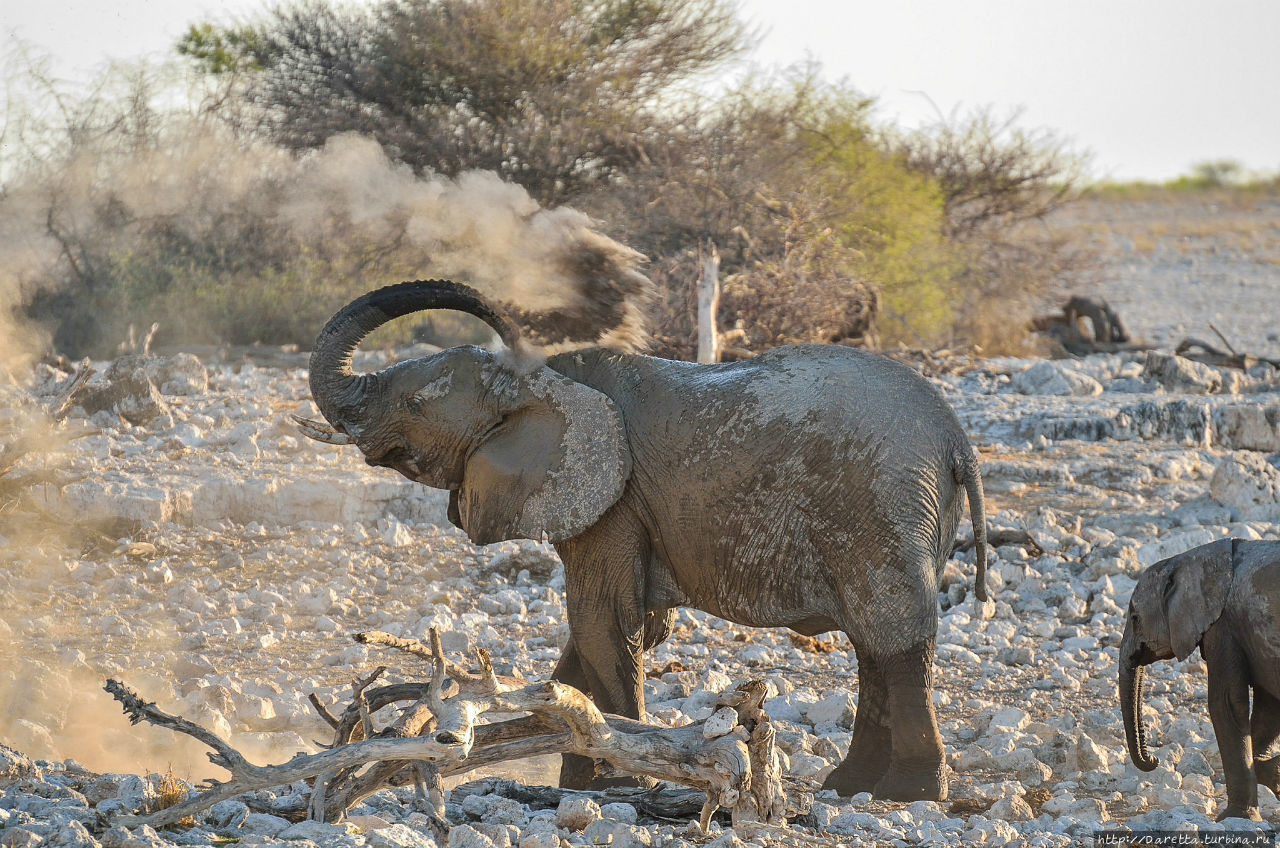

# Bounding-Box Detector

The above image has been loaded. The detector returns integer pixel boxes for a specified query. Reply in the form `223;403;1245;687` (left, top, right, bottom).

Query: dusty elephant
1121;538;1280;821
301;280;988;801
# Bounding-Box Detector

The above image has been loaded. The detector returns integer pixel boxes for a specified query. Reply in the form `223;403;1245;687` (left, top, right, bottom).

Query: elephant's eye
406;395;425;415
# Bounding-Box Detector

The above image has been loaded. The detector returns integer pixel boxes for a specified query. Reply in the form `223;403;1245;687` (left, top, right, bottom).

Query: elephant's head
1119;538;1235;772
302;279;631;545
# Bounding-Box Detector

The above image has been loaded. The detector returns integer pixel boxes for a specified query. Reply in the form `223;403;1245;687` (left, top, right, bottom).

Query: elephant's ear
1164;538;1234;660
457;367;630;545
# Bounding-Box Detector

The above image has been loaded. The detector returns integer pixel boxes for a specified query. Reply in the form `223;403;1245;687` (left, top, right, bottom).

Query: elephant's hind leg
822;648;891;796
872;641;947;802
1251;688;1280;796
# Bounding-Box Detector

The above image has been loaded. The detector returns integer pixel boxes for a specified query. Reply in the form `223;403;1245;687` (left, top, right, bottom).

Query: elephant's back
694;345;967;454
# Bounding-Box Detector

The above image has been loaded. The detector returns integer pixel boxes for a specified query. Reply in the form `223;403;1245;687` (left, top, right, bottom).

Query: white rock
584;819;652;848
517;833;559;848
988;795;1035;821
1013;361;1104;396
1214;402;1280;451
556;796;601;831
1210;451;1280;520
600;802;638;824
987;707;1030;735
805;691;856;728
1066;797;1110;821
703;706;739;739
447;825;497;848
766;692;816;723
101;824;170;848
1137;527;1223;566
993;748;1052;786
381;517;415;546
279;819;358;840
1073;733;1111;772
1144;353;1236;394
789;753;833;779
240;812;291;835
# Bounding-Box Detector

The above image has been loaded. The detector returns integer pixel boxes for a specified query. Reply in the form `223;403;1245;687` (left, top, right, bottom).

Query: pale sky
3;0;1278;182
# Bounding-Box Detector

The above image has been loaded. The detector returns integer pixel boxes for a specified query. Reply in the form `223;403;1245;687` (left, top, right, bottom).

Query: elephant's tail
954;444;989;602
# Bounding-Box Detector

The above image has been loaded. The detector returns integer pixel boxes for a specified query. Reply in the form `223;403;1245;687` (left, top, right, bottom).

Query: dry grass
148;766;195;827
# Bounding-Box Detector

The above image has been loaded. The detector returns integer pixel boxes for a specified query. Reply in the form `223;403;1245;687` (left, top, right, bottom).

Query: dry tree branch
105;627;790;831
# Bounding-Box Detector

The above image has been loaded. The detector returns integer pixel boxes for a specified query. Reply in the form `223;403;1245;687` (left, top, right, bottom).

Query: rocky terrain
1;193;1279;847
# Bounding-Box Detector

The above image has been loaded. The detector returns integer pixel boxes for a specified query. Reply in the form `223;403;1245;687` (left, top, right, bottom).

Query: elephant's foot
1256;756;1280;795
558;753;597;790
873;763;948;802
585;774;656;790
1216;805;1262;822
822;757;887;797
559;754;656;791
822;722;891;796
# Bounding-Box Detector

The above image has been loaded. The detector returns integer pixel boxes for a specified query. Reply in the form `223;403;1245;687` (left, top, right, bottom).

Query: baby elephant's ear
1165;538;1235;660
457;367;630;545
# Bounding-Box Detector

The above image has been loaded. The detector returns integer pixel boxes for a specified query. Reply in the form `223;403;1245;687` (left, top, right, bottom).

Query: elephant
300;279;989;801
1120;538;1280;821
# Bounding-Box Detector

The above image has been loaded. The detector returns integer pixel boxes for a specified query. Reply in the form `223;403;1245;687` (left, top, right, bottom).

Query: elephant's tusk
291;414;353;445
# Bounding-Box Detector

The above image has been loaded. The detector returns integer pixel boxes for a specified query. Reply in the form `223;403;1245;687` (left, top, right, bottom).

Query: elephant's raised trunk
1120;621;1159;772
309;280;521;433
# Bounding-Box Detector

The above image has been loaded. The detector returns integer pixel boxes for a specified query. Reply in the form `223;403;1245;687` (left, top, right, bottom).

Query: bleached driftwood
105;628;788;831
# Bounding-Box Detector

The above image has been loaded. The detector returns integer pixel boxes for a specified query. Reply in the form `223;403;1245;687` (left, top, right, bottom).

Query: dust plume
0;187;56;374
280;134;654;351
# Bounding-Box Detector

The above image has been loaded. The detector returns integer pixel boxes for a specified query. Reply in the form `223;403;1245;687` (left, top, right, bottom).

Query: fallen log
105;627;796;832
1175;338;1280;371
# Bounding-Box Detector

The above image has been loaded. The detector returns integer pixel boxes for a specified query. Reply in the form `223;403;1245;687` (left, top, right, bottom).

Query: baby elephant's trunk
1119;621;1159;772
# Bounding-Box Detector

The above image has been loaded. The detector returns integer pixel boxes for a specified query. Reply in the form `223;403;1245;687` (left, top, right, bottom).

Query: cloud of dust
2;127;651;361
279;134;654;351
0;186;56;374
0;656;213;778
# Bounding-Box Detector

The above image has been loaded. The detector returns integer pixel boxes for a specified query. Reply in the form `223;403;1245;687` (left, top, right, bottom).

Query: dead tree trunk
697;242;721;364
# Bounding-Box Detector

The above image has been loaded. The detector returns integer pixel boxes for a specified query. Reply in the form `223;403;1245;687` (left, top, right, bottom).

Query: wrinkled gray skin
1121;539;1280;821
307;281;988;801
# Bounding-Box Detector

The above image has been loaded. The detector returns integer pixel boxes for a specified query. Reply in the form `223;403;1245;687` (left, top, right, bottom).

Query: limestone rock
555;796;601;831
1214;402;1280;451
1013;361;1104;396
77;362;168;425
989;795;1035;821
1210;452;1280;520
1143;352;1238;394
805;691;856;728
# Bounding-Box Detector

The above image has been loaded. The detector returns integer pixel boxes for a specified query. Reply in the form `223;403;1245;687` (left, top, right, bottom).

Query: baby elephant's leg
1205;629;1261;821
1251;688;1280;796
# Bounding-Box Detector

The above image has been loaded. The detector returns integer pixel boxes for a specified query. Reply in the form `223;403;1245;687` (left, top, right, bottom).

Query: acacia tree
584;76;964;357
886;109;1091;348
180;0;744;206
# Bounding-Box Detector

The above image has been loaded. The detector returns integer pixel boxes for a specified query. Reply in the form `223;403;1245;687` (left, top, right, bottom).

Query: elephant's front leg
550;637;599;789
1204;629;1260;821
552;610;673;789
874;641;947;802
552;519;650;789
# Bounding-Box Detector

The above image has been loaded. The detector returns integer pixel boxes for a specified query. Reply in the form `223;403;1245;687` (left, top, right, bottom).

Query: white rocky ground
1;195;1279;847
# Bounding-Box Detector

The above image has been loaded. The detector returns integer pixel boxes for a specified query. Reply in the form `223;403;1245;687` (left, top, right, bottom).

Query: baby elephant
1120;538;1280;821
